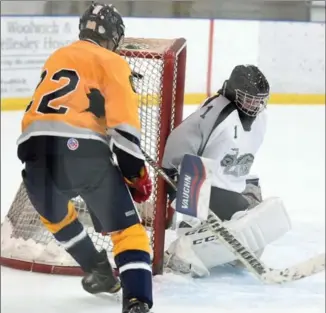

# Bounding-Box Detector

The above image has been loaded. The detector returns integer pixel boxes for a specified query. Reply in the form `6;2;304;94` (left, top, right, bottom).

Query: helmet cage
235;89;269;117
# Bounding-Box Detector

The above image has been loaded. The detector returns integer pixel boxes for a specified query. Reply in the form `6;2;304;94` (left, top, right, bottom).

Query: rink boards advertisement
1;16;325;110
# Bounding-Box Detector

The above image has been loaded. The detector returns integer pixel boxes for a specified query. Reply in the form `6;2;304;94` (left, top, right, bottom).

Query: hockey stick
142;149;325;284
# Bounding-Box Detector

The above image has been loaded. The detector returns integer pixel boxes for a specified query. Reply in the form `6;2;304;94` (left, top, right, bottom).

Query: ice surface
1;106;325;313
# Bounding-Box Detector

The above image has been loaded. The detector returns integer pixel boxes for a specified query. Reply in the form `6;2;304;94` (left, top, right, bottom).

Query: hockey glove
125;167;152;203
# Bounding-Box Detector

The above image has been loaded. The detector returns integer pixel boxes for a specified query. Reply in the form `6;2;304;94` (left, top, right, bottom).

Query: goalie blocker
166;154;292;277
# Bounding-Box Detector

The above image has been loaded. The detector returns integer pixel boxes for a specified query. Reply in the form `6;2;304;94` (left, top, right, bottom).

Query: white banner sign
1;17;79;98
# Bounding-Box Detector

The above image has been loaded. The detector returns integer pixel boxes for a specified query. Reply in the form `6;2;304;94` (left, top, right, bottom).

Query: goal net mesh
1;38;186;275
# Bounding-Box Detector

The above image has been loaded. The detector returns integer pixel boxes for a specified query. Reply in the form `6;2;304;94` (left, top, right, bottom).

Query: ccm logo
193;235;216;245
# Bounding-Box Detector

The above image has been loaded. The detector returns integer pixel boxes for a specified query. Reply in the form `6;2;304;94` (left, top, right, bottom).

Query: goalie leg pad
229;197;291;253
176;180;263;236
166;197;291;275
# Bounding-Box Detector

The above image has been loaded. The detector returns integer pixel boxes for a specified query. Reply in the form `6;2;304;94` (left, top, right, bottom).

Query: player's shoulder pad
56;40;83;55
103;48;129;64
102;51;137;94
103;50;132;75
254;107;268;133
45;40;87;66
199;95;235;122
259;108;268;120
196;95;237;141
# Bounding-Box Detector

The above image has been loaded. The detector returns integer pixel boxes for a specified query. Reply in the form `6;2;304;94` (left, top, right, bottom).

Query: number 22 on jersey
26;69;80;115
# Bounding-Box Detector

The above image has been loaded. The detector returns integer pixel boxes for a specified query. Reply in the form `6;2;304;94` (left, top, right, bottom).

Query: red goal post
0;37;187;276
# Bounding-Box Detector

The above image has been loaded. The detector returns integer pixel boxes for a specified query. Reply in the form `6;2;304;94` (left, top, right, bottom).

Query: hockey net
0;37;187;276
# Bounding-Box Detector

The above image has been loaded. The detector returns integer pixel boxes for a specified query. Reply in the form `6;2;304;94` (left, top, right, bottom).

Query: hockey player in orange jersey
17;3;153;313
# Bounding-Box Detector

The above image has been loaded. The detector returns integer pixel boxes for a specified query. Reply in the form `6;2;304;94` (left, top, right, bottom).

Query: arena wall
1;16;325;111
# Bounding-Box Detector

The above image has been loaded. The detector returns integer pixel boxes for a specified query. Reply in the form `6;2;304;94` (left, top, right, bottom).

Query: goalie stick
141;149;325;284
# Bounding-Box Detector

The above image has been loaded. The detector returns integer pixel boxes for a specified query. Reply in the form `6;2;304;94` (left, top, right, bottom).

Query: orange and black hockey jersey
17;40;144;162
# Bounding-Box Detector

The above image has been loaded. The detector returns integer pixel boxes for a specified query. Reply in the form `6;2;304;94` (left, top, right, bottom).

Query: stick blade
262;253;325;284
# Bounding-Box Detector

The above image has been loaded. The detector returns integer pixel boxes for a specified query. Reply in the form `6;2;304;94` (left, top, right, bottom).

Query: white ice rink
1;105;325;313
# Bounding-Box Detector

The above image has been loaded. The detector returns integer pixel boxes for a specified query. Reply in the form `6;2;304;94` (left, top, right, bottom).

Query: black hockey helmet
220;65;270;116
79;2;125;51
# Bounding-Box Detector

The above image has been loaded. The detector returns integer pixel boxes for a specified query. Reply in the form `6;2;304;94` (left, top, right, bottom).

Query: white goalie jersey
162;94;267;194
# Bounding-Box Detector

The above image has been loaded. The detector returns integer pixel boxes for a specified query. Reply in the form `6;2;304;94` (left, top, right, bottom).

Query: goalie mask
221;65;270;117
79;2;125;52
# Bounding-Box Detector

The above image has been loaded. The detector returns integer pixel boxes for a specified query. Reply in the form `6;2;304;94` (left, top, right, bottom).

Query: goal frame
0;37;187;276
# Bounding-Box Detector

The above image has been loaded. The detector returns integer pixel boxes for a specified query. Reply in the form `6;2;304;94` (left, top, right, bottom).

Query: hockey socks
53;218;100;272
111;224;153;308
116;250;152;307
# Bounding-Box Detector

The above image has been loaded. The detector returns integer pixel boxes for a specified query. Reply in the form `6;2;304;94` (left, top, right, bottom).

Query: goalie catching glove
125;167;152;203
